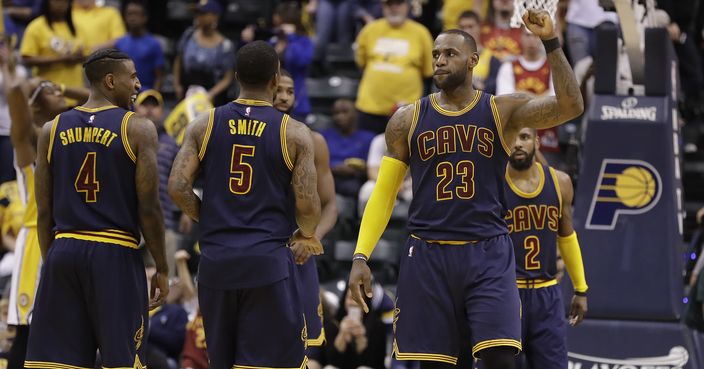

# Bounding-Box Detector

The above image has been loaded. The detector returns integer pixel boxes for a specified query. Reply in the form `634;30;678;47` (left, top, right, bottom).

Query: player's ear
469;51;479;70
534;134;541;151
105;73;115;90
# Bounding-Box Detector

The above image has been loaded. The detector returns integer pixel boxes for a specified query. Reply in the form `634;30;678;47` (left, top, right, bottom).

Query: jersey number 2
75;152;99;202
524;236;541;270
230;144;255;194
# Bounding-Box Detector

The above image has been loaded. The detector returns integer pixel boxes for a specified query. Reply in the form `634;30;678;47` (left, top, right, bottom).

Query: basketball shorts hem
392;341;458;365
306;328;325;347
25;360;92;369
232;356;308;369
471;339;522;358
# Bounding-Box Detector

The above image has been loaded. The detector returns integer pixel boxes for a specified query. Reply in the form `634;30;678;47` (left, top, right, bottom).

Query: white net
510;0;559;28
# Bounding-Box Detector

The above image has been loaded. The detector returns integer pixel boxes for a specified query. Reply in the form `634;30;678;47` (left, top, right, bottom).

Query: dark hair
41;0;76;36
235;41;279;87
83;49;133;85
122;0;148;16
440;29;478;52
279;68;292;80
274;1;305;34
458;10;481;24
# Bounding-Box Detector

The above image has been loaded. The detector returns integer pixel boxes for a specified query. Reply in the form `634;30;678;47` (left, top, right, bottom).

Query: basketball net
510;0;559;28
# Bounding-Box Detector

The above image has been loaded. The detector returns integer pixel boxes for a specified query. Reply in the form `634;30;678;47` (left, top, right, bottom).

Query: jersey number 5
524;236;541;270
75;152;99;202
230;144;255;195
436;160;475;201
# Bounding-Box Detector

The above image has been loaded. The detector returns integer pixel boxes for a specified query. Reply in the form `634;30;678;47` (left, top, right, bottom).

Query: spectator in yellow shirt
20;0;85;105
72;0;126;53
354;0;433;134
442;0;488;31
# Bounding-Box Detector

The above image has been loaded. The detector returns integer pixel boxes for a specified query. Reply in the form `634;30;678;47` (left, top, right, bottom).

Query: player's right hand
289;241;312;265
149;271;169;310
349;258;373;313
290;229;324;255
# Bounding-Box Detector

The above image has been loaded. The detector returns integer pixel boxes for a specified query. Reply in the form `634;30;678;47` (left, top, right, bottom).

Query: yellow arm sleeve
354;156;408;258
557;231;588;293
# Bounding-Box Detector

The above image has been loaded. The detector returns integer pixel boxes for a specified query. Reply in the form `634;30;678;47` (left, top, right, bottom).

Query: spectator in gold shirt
354;0;433;134
72;0;126;53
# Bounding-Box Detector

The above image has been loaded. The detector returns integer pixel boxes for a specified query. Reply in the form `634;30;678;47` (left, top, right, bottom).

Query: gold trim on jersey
429;90;481;117
25;361;92;369
74;105;118;113
490;95;512;156
55;229;139;249
47;114;61;163
410;233;478;245
505;162;545;199
549;167;562;215
516;278;558;289
232;356;307;369
234;98;273;107
121;112;136;163
393;341;458;364
306;327;326;347
407;100;421;153
280;115;293;171
472;338;522;358
198;109;215;161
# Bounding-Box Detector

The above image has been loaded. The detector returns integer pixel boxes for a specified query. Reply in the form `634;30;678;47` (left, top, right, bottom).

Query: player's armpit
168;112;209;223
287;118;321;239
128;115;168;274
384;103;416;164
312;132;337;240
35;121;54;259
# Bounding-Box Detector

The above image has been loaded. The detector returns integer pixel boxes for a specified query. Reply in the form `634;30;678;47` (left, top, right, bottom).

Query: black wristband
575;291;587;297
542;37;561;53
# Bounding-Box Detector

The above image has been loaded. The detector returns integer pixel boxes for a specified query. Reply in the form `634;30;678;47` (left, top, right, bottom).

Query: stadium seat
326;43;360;79
166;0;191;22
306;76;359;100
306;113;334;132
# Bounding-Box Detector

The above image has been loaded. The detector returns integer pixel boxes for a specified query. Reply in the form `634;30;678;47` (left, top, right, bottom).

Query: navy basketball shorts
517;284;567;369
297;256;324;347
199;253;307;369
393;234;522;364
25;238;148;369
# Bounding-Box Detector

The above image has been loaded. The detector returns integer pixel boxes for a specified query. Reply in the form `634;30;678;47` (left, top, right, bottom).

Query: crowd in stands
0;0;702;368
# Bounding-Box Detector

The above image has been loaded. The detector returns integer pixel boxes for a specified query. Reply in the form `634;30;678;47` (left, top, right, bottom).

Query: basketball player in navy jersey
27;49;169;369
348;10;584;369
504;127;588;369
274;69;338;349
168;41;323;369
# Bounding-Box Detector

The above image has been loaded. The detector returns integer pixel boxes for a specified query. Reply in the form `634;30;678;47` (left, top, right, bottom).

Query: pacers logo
586;159;662;230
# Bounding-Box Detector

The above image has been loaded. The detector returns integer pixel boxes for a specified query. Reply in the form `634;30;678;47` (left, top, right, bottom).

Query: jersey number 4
230;144;255;195
75;152;100;202
436;160;475;201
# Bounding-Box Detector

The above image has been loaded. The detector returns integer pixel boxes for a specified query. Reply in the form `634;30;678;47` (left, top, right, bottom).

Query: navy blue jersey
504;163;562;280
198;99;294;289
408;91;511;241
48;106;140;247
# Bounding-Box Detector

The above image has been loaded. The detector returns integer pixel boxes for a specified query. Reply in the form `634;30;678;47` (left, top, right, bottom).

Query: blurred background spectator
72;0;125;53
115;0;165;91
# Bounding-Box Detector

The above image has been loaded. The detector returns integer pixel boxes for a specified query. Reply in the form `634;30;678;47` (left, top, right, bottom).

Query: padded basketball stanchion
645;27;673;97
593;22;618;95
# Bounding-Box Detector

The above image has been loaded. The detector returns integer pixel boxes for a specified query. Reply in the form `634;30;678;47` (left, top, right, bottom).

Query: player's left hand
290;229;324;255
149;272;169;310
569;295;587;326
522;9;557;40
289;241;313;265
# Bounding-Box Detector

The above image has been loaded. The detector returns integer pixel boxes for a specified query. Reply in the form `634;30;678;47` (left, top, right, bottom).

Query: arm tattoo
288;120;320;235
384;104;415;162
168;115;206;222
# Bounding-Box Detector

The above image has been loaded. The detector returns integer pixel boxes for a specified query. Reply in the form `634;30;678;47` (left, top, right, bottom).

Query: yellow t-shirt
72;5;126;51
20;17;84;96
0;181;23;239
355;19;434;117
442;0;489;31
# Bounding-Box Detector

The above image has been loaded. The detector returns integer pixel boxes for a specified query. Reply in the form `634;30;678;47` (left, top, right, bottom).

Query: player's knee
478;346;516;369
419;360;456;369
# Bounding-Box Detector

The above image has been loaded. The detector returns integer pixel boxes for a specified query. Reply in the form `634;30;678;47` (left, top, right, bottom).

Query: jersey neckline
429;90;482;116
505;162;545;199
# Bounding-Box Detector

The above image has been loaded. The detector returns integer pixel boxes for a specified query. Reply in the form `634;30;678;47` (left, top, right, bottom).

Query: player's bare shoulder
285;116;315;159
385;102;417;161
125;113;158;153
553;168;574;203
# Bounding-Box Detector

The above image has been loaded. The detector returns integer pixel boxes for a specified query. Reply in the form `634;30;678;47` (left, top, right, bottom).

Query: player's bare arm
286;118;323;254
495;10;584;146
349;104;414;312
290;132;337;265
168;112;208;222
34;121;54;259
128;114;169;308
5;61;36;168
556;170;588;326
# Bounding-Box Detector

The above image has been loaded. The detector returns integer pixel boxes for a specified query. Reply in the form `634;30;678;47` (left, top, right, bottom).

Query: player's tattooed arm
287;119;321;238
129;116;168;271
495;10;584;147
312;132;337;240
384;103;415;163
168;113;207;222
35;121;54;259
557;170;575;237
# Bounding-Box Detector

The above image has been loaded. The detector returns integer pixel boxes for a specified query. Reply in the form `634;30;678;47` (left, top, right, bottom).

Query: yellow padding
354;156;408;258
516;278;558;289
558;231;588;293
